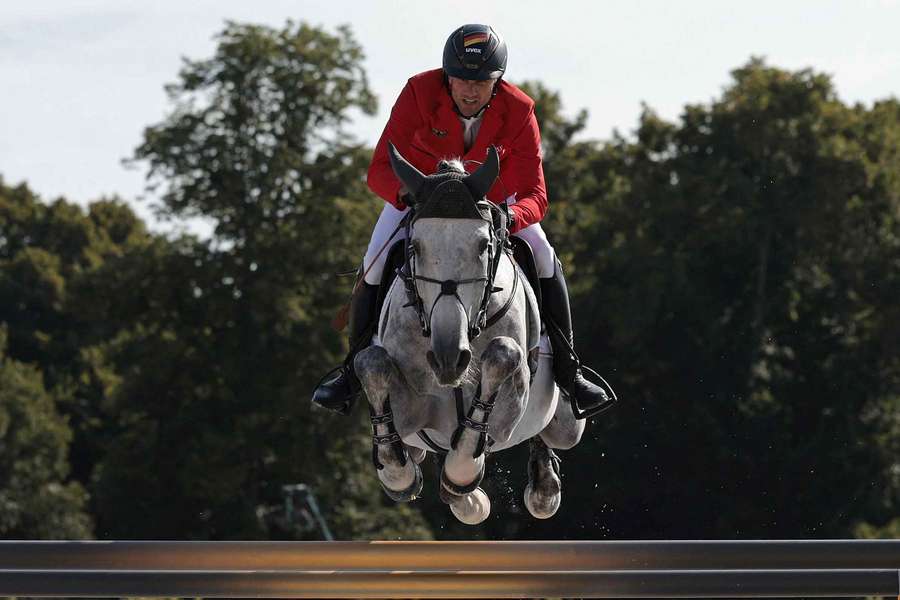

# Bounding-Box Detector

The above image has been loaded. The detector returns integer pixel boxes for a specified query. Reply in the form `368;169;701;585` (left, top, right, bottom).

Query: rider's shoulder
494;80;535;113
406;69;446;92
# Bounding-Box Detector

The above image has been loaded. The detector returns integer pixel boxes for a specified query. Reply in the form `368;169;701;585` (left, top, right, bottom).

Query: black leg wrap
439;480;456;505
369;399;407;471
440;461;486;496
436;456;455;505
450;392;496;459
381;463;424;503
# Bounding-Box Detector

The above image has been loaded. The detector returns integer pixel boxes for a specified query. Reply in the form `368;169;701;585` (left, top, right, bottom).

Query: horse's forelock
414;165;468;210
436;158;466;174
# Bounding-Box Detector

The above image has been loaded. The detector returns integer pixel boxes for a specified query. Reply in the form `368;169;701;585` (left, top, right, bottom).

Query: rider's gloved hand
398;185;413;209
506;209;516;233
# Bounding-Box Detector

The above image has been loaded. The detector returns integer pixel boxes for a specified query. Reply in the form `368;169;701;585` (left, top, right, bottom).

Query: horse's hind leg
525;387;586;519
525;435;563;519
539;389;586;450
442;336;527;525
355;346;423;502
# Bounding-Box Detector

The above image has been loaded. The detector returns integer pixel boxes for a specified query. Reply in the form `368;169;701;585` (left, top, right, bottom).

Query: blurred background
0;0;897;541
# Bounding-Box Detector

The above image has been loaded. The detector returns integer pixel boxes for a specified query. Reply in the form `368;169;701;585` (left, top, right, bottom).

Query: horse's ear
466;145;500;199
387;142;425;199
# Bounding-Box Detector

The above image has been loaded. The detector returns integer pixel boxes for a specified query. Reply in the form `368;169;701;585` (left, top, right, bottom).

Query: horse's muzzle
427;348;472;386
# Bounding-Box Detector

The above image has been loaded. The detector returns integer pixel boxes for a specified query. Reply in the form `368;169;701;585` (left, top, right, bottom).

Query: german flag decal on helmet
463;31;489;47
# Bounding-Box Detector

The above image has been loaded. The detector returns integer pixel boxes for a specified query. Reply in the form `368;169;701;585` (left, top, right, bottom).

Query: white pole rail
0;540;898;598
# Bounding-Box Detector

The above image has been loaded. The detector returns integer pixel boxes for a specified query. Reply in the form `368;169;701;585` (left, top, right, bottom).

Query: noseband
399;201;515;339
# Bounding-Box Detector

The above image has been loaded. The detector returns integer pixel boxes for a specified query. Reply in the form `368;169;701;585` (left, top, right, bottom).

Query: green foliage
131;20;376;241
2;31;897;543
0;180;155;492
92;20;427;540
0;326;92;538
856;516;900;539
539;58;900;539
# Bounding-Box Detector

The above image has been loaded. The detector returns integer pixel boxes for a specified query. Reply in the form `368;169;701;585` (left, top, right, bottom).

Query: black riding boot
311;281;379;415
539;260;610;413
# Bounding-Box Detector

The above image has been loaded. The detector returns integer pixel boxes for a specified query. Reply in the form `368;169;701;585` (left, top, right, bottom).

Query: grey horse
354;143;585;524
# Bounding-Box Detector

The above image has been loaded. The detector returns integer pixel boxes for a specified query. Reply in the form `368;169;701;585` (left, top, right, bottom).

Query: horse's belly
403;428;452;454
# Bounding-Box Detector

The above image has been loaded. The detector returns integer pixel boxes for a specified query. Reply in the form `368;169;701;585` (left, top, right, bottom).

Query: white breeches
362;200;557;285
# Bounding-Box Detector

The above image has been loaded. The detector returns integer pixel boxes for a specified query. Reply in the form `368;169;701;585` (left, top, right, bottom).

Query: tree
0;178;156;526
452;62;898;541
100;20;431;539
0;326;93;539
552;58;900;538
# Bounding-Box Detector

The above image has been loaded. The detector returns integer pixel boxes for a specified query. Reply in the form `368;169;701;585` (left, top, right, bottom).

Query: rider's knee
512;223;556;278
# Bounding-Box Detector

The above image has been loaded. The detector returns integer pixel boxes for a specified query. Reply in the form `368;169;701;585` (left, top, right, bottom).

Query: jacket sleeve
367;81;424;208
504;106;548;233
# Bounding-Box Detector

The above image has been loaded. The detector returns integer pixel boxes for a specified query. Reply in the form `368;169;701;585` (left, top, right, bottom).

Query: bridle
400;201;517;340
386;142;516;340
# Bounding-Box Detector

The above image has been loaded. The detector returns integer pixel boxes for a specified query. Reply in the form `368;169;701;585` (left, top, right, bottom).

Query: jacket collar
433;86;507;166
436;84;506;163
465;92;504;162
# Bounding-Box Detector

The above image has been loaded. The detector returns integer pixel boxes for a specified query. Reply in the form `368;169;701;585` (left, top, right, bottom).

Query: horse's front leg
355;346;424;502
442;336;527;524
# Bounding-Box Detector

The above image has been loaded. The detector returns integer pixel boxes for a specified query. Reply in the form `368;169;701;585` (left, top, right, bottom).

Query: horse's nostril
427;350;439;372
457;349;472;372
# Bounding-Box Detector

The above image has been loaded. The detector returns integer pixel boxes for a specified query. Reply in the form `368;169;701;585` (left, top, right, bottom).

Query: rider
313;24;608;415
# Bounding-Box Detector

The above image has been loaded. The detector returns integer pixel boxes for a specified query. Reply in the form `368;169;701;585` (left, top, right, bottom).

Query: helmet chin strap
453;101;490;120
446;79;499;120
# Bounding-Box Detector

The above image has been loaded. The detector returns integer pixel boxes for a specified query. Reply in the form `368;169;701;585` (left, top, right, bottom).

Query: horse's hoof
450;487;491;525
381;462;423;503
524;482;561;519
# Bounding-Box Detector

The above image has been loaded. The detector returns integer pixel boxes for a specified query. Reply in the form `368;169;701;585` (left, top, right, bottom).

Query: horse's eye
410;239;421;255
478;239;489;254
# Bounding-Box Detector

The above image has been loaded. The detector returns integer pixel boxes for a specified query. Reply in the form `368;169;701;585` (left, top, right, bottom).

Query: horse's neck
500;252;540;353
489;253;518;311
487;252;538;349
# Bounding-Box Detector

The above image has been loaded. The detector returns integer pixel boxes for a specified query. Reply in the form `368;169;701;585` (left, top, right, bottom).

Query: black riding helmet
442;24;507;81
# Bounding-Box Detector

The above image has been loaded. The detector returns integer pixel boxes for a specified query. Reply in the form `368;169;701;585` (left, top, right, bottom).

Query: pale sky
2;0;899;233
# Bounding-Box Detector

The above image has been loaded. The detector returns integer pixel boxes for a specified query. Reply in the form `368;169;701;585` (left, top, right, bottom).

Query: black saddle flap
510;237;542;312
375;239;408;322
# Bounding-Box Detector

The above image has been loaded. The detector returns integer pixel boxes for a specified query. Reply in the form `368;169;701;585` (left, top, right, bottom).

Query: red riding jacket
367;69;547;233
